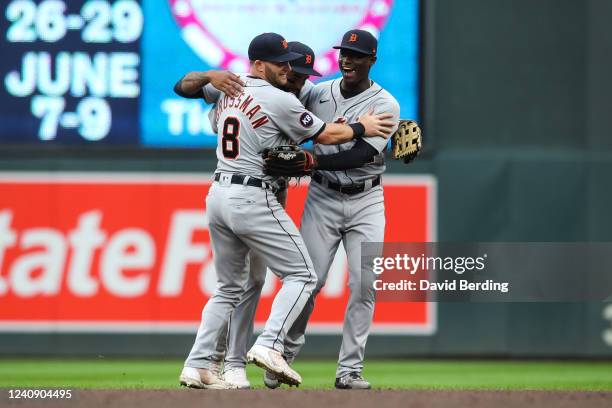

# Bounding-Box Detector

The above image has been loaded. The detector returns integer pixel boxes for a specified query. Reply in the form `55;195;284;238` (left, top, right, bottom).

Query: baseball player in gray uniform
266;29;401;390
209;41;322;389
173;32;395;389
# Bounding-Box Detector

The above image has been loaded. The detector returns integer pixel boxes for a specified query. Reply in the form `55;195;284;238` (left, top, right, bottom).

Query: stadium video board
0;0;419;147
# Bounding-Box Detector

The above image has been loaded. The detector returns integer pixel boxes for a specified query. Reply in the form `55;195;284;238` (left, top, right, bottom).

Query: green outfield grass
1;359;611;390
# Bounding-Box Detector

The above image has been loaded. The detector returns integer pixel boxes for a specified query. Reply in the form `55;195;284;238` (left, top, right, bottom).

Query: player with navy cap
283;41;322;100
209;40;325;389
174;32;396;389
267;28;401;390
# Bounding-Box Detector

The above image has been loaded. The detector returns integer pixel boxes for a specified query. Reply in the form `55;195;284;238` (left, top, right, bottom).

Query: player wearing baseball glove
391;119;422;163
262;145;316;177
263;119;422;178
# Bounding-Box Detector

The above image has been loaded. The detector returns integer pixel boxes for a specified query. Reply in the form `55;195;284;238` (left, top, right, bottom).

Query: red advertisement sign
0;173;436;334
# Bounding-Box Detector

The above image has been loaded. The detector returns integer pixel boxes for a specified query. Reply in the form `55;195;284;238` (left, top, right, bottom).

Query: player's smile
263;60;291;88
341;66;357;78
338;49;375;89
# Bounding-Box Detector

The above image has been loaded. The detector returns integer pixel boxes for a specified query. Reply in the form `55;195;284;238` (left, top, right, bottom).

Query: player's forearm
315;138;378;170
316;123;364;145
174;71;213;97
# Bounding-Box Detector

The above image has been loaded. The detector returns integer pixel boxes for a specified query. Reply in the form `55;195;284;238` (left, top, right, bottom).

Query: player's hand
358;108;396;138
207;70;244;98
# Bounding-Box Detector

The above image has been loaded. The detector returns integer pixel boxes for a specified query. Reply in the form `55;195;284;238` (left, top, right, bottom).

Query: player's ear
253;60;265;75
369;56;377;66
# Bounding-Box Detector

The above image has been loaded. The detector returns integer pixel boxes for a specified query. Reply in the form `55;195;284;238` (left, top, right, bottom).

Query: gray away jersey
305;79;400;185
298;79;314;105
202;74;324;181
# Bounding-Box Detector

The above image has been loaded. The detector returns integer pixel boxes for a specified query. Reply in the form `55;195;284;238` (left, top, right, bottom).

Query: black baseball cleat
334;372;371;389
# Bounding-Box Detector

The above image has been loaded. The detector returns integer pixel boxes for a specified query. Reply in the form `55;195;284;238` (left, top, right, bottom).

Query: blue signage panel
0;0;419;147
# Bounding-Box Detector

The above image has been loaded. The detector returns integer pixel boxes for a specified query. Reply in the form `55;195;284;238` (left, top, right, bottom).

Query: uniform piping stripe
330;79;338;114
308;123;327;144
224;310;232;358
342;87;383;117
245;75;272;87
264;189;314;351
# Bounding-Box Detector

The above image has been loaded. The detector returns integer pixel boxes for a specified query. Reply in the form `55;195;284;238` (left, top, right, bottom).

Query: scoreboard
0;0;420;148
2;0;142;144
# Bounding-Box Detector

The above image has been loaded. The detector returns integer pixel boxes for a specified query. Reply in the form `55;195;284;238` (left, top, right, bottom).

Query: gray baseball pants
284;182;385;377
213;251;267;369
213;188;287;370
185;181;316;370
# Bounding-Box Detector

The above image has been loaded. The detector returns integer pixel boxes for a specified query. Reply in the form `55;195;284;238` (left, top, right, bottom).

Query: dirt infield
4;390;612;408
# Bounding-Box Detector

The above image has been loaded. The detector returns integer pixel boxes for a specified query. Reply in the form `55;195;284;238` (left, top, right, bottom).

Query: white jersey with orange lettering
202;74;323;181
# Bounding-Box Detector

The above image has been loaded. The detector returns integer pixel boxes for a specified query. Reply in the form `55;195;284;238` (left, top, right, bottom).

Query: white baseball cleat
263;370;280;389
223;367;251;389
179;366;235;389
246;345;302;386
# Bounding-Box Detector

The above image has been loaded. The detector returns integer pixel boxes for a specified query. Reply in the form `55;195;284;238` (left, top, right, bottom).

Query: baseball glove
262;145;316;177
392;120;422;164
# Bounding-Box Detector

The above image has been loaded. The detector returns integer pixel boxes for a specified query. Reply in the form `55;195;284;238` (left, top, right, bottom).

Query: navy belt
312;173;381;195
213;173;274;191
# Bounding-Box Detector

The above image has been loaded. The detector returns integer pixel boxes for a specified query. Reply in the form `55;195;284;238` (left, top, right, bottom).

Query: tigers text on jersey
305;79;400;185
202;74;324;180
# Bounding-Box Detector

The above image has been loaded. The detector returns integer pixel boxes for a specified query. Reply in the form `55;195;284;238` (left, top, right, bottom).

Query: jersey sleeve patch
299;112;314;128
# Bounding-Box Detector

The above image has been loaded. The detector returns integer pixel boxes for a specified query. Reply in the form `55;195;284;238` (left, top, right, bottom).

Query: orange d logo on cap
334;29;378;56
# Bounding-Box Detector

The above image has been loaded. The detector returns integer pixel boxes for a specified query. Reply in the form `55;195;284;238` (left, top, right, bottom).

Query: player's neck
248;67;265;81
340;78;372;99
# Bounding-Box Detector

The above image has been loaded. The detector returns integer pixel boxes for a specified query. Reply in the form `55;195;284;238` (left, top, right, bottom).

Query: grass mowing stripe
1;360;611;390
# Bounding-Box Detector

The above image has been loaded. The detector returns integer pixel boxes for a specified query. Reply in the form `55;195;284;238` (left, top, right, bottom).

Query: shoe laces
348;372;365;381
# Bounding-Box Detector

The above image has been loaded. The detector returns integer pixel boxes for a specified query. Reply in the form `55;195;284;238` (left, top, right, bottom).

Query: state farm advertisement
0;173;436;334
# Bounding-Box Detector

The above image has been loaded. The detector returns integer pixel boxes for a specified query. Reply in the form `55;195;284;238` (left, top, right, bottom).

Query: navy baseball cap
288;42;322;77
333;29;378;56
248;33;302;62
